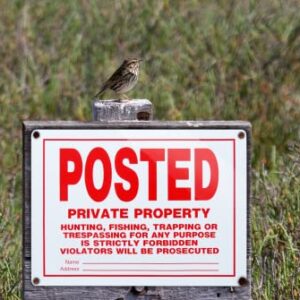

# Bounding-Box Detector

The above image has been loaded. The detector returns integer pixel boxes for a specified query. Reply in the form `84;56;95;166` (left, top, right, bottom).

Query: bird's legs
117;93;130;102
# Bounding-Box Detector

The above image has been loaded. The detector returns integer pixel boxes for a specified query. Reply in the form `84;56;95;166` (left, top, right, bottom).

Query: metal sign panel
31;128;247;286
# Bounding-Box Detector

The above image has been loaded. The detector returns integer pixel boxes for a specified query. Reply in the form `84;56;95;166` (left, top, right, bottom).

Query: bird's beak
138;59;143;62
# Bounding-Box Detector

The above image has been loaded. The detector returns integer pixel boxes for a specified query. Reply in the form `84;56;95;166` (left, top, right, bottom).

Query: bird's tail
94;86;107;99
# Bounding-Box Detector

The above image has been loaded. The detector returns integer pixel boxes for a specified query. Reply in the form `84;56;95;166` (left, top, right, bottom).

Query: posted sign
31;128;248;286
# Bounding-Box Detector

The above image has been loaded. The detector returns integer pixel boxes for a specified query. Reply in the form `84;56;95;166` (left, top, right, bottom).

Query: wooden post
93;99;153;121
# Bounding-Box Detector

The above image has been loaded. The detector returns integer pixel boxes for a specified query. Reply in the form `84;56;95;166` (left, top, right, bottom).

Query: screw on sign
59;147;219;202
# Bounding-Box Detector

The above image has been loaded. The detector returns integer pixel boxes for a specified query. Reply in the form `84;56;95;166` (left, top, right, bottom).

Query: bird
94;58;142;100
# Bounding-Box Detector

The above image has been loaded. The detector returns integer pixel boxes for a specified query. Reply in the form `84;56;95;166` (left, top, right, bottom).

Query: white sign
31;129;247;286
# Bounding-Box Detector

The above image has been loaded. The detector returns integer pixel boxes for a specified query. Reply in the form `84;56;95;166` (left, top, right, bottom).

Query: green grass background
0;0;299;299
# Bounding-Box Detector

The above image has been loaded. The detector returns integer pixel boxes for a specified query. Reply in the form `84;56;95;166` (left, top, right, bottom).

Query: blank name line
82;262;219;265
82;269;219;272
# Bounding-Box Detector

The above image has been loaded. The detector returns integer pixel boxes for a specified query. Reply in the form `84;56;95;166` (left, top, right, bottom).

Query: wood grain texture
23;100;251;299
93;99;153;121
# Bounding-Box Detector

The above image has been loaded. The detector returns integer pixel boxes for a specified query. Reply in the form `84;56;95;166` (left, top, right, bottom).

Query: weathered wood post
93;99;153;121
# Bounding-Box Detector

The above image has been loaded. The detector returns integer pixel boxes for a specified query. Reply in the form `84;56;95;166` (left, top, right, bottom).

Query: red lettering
195;149;219;200
60;148;82;201
168;149;191;200
115;147;138;201
85;147;111;202
59;146;220;203
140;149;165;200
68;208;76;218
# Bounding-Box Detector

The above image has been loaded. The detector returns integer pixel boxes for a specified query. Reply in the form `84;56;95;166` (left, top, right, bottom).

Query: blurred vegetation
252;144;300;299
0;0;299;299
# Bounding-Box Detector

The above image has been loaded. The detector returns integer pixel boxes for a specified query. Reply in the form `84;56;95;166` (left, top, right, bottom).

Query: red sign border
42;137;236;278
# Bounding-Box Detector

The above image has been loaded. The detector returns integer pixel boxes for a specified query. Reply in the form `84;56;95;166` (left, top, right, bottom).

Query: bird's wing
106;64;127;84
94;62;127;98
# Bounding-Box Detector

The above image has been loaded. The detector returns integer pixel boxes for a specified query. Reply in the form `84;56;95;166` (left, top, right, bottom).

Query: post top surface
93;99;152;107
23;120;251;129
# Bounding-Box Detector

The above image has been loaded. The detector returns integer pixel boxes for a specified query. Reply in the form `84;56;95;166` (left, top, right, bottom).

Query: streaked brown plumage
94;58;142;99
